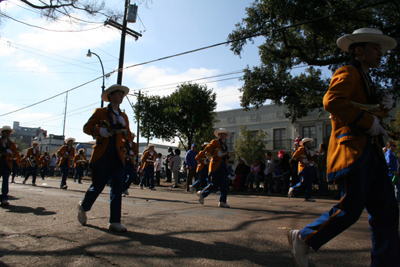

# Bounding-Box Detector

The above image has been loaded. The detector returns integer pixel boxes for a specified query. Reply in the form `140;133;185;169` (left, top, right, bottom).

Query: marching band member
78;84;132;232
288;28;400;267
57;137;76;189
23;141;40;186
11;145;20;184
198;128;231;208
19;154;26;178
39;151;50;180
140;144;157;190
189;142;210;193
73;148;87;184
0;125;19;205
288;138;318;202
122;133;139;196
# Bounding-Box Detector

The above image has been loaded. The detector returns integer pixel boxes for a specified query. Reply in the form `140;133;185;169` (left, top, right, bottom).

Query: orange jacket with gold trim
73;153;87;168
195;150;208;172
205;139;229;173
25;147;40;168
83;106;131;167
0;138;19;170
141;150;157;170
57;145;75;167
292;146;317;174
39;154;50;168
323;65;389;181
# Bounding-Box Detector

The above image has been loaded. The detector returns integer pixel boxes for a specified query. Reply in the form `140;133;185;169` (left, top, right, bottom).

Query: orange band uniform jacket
195;150;208;172
124;141;139;163
39;154;50;168
73;154;87;168
292;147;317;174
20;157;26;168
57;145;75;167
205;139;228;173
0;138;19;170
83;106;131;167
324;65;389;181
141;150;157;170
25;147;40;168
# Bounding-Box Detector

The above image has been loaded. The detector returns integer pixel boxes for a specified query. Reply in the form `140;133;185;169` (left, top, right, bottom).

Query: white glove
6;149;12;154
302;159;309;164
381;94;394;109
117;115;126;127
217;151;224;157
129;150;134;155
367;116;389;138
99;127;112;138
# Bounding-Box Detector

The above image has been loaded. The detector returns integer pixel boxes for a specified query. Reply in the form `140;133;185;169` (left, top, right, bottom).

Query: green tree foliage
234;125;267;165
228;0;400;122
10;136;29;152
134;83;218;151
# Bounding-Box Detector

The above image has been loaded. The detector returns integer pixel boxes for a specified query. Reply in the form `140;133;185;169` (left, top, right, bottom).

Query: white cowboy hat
214;128;231;138
78;148;85;153
0;125;15;134
147;143;156;148
203;142;210;145
337;28;397;53
31;141;39;145
65;137;76;144
300;137;313;146
101;84;130;102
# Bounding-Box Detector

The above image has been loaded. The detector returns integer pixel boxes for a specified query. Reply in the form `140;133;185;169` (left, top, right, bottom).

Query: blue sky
0;0;265;144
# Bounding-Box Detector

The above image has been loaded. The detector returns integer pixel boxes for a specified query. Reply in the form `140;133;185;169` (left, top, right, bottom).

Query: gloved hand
129;150;134;155
217;151;224;157
381;94;394;109
302;159;309;164
367;116;389;138
6;149;12;154
117;115;126;127
99;127;112;138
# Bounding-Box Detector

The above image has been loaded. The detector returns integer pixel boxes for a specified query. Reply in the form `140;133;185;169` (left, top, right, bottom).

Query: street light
87;49;106;107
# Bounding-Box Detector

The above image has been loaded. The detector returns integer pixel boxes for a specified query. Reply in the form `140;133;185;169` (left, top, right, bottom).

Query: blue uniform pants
80;152;124;223
74;165;84;183
292;166;313;199
25;166;37;184
60;161;69;187
0;161;10;201
201;164;228;203
123;161;136;190
140;164;154;189
300;148;400;266
41;166;48;179
192;167;209;190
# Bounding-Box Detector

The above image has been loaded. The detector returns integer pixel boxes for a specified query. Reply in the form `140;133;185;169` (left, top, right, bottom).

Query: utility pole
62;92;68;139
117;0;130;85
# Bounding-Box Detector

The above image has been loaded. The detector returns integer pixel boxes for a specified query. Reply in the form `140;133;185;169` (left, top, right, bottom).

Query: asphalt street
1;176;395;267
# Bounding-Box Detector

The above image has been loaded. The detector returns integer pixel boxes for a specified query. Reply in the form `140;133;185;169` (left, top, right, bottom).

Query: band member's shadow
2;204;56;216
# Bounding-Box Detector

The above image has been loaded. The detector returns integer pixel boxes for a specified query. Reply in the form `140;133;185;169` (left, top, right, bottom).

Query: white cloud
16;15;120;54
16;57;49;73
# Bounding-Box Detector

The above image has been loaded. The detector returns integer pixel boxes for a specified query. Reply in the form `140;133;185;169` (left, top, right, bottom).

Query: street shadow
2;205;56;216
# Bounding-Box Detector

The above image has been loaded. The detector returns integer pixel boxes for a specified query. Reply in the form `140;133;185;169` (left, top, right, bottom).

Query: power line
0;13;104;32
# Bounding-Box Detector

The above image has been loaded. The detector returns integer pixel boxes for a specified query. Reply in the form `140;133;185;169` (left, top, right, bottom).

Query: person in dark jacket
278;150;291;195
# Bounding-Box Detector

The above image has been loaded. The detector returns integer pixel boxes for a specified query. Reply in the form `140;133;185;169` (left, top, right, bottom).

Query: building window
227;116;234;123
226;132;235;151
273;128;287;150
302;126;317;148
250;113;257;120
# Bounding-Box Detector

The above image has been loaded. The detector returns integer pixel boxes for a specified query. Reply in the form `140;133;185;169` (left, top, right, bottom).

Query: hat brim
0;128;15;134
300;138;313;146
337;33;397;53
214;129;231;138
101;85;129;102
147;144;156;148
31;142;39;145
65;138;76;143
